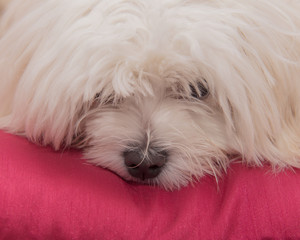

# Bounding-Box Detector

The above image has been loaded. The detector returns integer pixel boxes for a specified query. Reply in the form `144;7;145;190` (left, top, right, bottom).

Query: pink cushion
1;130;300;239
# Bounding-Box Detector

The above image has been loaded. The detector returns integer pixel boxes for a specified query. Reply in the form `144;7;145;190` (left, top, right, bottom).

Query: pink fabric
0;130;300;239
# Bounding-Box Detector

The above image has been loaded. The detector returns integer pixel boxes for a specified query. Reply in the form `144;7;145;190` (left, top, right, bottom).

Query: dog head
1;0;299;190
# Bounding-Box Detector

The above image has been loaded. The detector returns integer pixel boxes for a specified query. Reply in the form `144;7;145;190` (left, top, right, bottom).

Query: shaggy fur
1;0;300;190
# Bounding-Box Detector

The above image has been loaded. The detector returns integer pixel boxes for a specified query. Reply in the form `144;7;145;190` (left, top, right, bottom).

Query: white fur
1;0;300;190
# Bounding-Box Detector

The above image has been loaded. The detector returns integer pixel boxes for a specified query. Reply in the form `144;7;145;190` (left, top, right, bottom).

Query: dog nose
124;150;167;180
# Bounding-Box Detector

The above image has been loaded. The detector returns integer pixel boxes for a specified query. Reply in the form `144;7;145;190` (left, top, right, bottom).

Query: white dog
1;0;300;190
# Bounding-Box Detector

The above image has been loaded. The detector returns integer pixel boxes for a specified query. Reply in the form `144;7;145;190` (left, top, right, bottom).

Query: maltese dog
1;0;300;190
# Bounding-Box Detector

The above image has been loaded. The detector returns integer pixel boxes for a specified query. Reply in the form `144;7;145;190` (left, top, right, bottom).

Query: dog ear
0;0;114;150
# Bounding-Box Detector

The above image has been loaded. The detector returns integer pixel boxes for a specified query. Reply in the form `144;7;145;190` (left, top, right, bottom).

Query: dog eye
94;92;101;100
94;92;114;104
190;81;209;100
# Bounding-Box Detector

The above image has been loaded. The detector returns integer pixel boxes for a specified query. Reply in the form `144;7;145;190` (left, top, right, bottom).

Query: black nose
124;150;167;180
